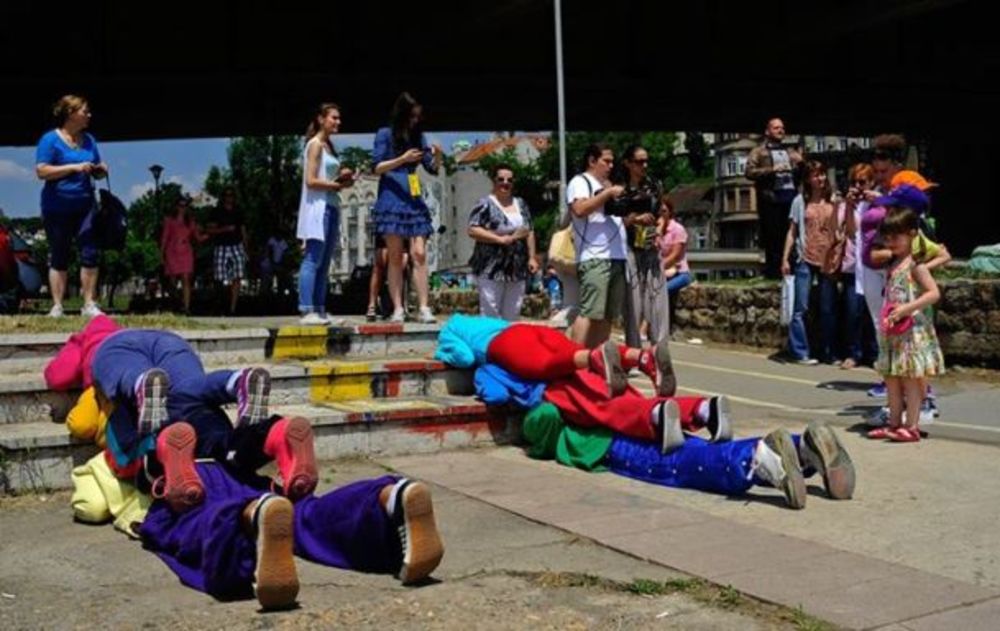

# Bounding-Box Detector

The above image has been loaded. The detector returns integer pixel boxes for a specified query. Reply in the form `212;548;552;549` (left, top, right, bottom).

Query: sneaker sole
138;369;170;436
158;422;205;513
654;343;677;397
255;497;299;610
399;482;444;585
283;417;318;501
659;399;685;454
709;396;733;442
803;423;855;500
764;430;807;509
602;340;627;398
242;368;271;426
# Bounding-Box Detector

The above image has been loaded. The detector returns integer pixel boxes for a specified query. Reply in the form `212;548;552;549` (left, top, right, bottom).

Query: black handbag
94;175;128;251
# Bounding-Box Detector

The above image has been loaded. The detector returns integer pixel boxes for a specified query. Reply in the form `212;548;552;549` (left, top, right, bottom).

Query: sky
0;131;497;218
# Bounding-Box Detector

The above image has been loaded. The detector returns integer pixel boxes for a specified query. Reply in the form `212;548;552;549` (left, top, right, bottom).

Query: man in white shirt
566;143;626;348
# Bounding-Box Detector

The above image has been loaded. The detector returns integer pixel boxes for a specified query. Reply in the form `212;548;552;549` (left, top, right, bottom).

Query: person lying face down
523;402;855;510
65;394;447;611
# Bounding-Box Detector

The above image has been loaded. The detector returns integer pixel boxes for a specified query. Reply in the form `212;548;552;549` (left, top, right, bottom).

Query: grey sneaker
756;429;807;509
590;340;627;398
707;396;733;442
653;399;685;455
799;422;855;500
654;342;677;398
135;368;170;436
47;303;64;318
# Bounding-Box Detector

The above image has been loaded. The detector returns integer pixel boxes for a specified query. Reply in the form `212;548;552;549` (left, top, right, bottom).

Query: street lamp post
149;164;164;239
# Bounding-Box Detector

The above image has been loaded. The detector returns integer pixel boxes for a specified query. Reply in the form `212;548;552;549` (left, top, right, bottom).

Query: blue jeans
840;273;864;363
666;271;693;297
788;262;837;362
298;204;339;315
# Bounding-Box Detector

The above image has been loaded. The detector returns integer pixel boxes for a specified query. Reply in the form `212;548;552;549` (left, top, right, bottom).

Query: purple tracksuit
141;462;403;600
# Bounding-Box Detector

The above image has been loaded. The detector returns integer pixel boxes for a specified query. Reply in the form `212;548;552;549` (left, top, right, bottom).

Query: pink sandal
889;427;921;443
867;426;899;439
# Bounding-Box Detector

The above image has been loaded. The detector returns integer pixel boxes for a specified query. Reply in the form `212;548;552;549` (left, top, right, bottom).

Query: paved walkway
384;448;1000;630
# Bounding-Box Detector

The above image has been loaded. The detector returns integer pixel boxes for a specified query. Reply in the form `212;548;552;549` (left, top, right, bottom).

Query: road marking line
672;360;821;386
632;382;841;416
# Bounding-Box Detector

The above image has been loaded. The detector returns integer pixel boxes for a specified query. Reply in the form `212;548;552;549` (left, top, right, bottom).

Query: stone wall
431;289;551;321
673;279;1000;366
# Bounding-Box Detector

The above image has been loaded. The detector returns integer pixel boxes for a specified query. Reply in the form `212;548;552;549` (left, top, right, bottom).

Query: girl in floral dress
868;207;944;443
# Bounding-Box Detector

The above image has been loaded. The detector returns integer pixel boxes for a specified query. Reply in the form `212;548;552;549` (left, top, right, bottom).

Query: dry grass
0;313;214;335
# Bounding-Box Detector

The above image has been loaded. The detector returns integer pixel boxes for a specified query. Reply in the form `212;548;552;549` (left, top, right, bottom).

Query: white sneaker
299;312;328;325
389;309;406;323
48;303;64;318
417;307;436;324
80;302;103;318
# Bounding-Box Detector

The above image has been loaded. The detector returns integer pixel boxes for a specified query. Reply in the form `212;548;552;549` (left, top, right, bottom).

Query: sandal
365;305;377;322
889;426;921;443
866;426;899;439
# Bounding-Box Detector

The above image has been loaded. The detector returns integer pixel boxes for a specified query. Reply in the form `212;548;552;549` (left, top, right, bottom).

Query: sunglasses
495;177;514;183
631;159;649;165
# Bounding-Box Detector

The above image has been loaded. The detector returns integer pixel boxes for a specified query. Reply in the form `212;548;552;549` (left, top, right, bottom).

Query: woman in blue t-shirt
35;95;108;318
372;92;442;323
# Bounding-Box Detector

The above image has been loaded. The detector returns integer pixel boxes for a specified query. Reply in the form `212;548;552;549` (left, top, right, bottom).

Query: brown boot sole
283;417;318;501
399;483;444;585
255;497;299;610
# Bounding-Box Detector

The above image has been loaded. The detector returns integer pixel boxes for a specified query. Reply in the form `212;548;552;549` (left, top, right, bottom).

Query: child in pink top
159;197;206;314
655;194;692;297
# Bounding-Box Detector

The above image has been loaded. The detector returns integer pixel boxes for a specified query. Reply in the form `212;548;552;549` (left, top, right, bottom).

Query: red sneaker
266;417;318;501
153;422;204;513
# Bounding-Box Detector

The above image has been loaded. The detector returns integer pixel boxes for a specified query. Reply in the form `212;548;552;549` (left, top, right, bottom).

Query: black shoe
707;396;733;442
391;481;445;585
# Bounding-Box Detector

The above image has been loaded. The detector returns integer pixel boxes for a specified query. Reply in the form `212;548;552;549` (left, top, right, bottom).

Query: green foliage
683;131;712;177
225;136;303;252
339;146;373;173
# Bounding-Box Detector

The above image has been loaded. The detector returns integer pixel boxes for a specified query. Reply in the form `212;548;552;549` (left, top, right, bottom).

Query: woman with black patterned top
467;163;539;320
609;145;666;347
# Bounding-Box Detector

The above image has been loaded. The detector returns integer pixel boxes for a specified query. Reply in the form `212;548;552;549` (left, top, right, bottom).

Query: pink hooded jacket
43;315;122;390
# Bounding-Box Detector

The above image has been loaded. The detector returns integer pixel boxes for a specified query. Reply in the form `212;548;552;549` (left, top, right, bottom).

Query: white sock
750;440;785;482
649;402;662;428
696;400;711;422
226;370;243;395
386;478;410;518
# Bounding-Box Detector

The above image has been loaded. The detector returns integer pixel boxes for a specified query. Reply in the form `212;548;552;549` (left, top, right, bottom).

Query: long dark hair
169;197;194;227
612;144;645;185
390;92;422;152
305;103;340;155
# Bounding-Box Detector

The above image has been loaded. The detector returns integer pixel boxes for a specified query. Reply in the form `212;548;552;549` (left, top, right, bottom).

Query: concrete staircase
0;320;515;493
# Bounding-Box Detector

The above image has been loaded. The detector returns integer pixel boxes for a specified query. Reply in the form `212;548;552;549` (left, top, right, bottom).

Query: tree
339;146;373;173
202;136;304;256
683;131;711;177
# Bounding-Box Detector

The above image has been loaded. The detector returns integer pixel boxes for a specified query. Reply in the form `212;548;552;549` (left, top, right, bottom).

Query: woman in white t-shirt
296;103;354;325
467;163;538;320
565;143;626;348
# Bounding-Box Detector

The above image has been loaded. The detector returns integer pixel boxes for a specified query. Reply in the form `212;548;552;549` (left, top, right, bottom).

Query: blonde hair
53;95;87;126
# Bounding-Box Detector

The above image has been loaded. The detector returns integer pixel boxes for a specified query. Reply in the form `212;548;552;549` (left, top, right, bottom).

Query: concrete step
0;356;474;424
0;394;516;494
0;321;444;375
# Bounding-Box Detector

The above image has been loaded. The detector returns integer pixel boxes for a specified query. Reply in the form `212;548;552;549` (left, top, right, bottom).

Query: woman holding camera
468;163;538;320
296;102;354;325
610;145;664;347
35;95;108;318
372;92;442;323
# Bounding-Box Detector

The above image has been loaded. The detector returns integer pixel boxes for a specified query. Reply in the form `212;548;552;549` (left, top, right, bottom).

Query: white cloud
0;159;33;182
128;181;154;202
